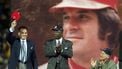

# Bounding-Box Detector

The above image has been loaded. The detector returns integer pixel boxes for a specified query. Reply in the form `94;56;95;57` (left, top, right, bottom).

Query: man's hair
95;8;121;48
18;26;28;31
101;48;112;56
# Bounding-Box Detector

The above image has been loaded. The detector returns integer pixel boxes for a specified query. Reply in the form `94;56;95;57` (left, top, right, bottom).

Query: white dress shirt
56;37;63;46
19;39;27;62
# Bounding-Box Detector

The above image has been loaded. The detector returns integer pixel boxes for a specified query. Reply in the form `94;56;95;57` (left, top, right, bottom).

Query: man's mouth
65;35;83;40
64;32;84;40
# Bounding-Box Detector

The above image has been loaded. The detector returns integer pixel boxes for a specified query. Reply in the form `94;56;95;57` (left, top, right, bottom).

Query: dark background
0;0;122;66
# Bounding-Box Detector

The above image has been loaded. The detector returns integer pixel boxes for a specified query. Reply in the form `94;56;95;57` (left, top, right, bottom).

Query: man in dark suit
7;20;38;69
44;25;73;69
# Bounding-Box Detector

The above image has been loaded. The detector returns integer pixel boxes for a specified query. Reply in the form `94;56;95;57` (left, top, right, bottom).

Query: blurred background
0;0;122;68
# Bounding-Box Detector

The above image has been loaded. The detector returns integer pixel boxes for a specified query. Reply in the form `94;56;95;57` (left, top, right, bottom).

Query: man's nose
68;19;80;30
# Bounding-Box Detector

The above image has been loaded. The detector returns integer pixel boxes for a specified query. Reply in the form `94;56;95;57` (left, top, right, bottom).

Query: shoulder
26;39;36;46
64;39;73;44
13;39;20;43
63;38;71;42
27;39;34;43
47;39;55;41
46;39;55;43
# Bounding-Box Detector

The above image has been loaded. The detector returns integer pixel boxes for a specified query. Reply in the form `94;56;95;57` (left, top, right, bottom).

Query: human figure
44;25;73;69
8;20;38;69
90;48;117;69
39;0;121;69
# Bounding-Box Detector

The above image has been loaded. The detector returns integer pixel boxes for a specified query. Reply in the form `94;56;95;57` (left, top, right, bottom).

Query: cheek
83;17;99;38
86;29;98;39
84;23;99;40
26;34;28;36
84;29;100;50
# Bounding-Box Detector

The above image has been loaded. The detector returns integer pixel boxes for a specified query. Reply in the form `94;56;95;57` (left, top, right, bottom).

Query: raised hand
11;20;17;30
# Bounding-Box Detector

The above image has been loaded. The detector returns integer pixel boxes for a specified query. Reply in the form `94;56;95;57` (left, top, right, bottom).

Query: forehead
62;8;96;15
19;28;27;32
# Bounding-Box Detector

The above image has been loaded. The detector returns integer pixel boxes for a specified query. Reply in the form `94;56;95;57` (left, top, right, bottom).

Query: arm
60;40;73;58
44;40;57;57
6;20;17;45
6;31;16;46
31;42;38;69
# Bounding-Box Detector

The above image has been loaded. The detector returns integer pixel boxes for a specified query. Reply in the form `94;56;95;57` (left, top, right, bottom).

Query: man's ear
105;32;112;39
106;32;112;36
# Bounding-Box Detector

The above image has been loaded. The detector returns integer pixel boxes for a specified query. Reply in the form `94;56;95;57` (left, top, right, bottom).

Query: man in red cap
39;0;121;69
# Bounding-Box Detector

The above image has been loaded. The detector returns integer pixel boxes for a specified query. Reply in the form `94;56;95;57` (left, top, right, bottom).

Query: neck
71;57;91;69
56;37;62;39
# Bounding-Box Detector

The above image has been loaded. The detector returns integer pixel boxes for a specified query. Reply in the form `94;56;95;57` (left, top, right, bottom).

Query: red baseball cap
11;10;21;21
49;0;118;13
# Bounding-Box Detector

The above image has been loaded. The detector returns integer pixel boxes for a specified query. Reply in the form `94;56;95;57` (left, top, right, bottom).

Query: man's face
62;8;108;59
18;29;28;40
54;31;62;39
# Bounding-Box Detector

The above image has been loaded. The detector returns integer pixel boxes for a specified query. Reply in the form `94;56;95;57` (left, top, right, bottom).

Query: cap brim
49;0;110;13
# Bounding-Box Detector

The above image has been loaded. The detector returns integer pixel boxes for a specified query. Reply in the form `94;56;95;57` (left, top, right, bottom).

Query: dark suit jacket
44;38;73;69
7;31;38;69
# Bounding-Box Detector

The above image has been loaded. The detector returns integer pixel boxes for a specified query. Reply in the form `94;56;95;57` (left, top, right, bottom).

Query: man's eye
79;14;88;19
63;15;69;20
77;14;90;21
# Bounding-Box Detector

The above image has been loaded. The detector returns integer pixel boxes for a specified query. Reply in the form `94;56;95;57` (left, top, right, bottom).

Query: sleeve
9;27;15;32
60;40;73;58
6;29;16;46
31;42;38;69
44;40;57;57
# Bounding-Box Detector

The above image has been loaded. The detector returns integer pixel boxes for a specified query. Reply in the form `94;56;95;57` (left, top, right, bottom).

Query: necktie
20;40;27;62
56;40;60;46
